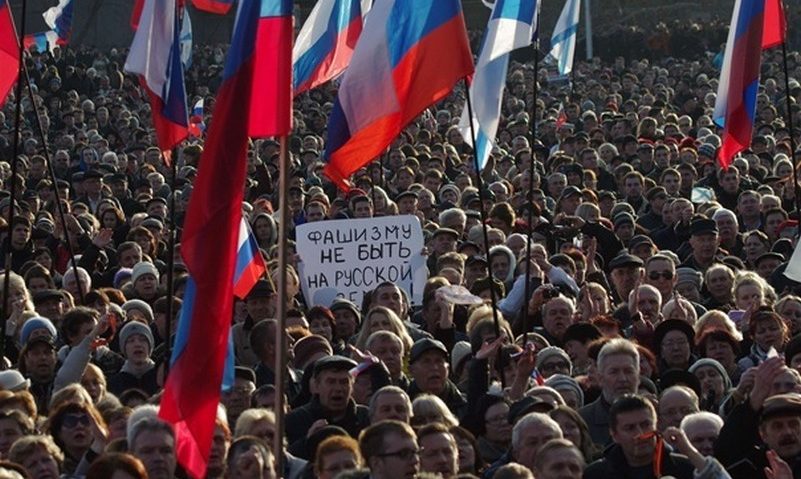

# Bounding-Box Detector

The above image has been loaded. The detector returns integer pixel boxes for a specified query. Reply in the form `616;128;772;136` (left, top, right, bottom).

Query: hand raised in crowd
475;333;506;362
232;445;268;479
764;450;793;479
749;356;786;411
434;289;455;330
663;427;706;471
92;228;114;249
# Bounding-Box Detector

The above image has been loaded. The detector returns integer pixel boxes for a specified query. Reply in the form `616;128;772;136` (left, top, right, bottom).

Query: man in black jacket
584;394;695;479
715;356;801;479
407;338;467;417
285;355;369;459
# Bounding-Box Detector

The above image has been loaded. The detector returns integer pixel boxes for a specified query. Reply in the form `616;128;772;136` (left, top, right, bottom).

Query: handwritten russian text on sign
296;216;426;307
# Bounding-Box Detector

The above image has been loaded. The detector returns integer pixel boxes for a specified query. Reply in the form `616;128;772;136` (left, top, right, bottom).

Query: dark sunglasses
62;413;90;429
648;271;674;281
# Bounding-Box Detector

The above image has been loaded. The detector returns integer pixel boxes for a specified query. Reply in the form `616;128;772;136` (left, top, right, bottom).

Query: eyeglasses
648;271;674;281
62;413;91;429
377;448;419;460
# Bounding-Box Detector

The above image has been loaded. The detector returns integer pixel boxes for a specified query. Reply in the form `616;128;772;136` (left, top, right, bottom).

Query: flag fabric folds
23;31;62;53
180;10;193;69
158;0;291;477
43;0;74;43
713;0;769;169
188;98;205;137
233;218;267;299
293;0;371;96
457;0;539;170
548;0;580;76
131;0;145;29
124;0;189;152
762;0;786;49
192;0;234;15
249;0;293;137
0;0;19;106
324;0;474;190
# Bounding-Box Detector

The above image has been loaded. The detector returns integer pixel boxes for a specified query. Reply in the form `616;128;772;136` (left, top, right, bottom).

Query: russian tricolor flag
323;0;474;190
713;0;785;169
42;0;74;43
159;1;290;477
23;31;62;53
233;218;267;299
124;0;189;153
188;98;205;137
250;0;293;136
0;0;19;106
293;0;371;96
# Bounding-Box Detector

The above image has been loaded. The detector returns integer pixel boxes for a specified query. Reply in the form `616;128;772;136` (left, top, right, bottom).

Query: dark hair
416;422;454;445
359;420;415;462
609;394;654;430
307;306;335;329
86;453;147;479
696;329;740;356
61;306;99;342
449;426;484;475
46;401;106;451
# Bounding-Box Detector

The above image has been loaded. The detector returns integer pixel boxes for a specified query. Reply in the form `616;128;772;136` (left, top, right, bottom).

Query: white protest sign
297;215;427;307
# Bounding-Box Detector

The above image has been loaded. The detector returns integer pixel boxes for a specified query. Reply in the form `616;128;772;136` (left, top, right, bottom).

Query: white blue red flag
233;218;267;299
124;0;189;152
249;0;293;136
458;0;539;170
713;0;784;168
292;0;371;96
158;1;291;477
23;31;62;53
188;98;205;137
324;0;474;190
0;0;18;106
42;0;74;43
548;0;580;76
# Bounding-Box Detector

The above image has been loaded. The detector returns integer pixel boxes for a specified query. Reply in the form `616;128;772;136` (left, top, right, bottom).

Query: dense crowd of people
0;17;798;479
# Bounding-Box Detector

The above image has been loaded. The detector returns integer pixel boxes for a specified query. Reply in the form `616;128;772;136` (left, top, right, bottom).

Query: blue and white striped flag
549;0;580;76
458;0;539;170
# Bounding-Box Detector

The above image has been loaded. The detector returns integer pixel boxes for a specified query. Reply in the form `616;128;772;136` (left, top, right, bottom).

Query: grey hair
597;338;640;372
512;412;562;451
680;411;724;433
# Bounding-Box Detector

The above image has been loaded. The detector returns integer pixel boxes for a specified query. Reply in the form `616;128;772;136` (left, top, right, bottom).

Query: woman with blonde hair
695;310;742;341
354;306;414;353
733;270;775;311
411;394;459;429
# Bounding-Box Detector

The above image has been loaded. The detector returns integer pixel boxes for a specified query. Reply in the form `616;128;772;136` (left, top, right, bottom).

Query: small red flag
762;0;786;49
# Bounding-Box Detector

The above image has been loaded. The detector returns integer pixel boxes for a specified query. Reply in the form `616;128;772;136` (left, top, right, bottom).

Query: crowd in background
0;18;798;479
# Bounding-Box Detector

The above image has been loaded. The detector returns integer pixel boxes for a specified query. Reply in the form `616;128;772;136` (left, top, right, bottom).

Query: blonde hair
234;408;275;438
411;394;458;428
355;306;413;353
695;310;742;341
9;435;64;466
734;271;776;306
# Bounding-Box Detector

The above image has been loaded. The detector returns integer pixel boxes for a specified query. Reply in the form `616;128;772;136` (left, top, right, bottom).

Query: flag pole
463;80;504;383
1;0;28;360
523;42;541;336
163;148;179;376
780;40;800;223
15;49;85;306
273;135;290;476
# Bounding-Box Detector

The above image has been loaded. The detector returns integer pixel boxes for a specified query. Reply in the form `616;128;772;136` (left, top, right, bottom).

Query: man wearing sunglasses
644;254;677;302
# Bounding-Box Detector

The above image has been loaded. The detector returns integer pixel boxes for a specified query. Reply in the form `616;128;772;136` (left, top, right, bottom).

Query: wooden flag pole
273;135;290;476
